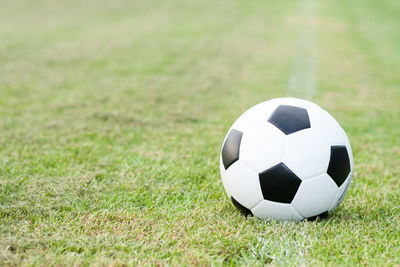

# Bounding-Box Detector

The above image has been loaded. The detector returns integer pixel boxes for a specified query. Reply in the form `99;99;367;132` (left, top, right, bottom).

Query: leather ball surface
220;98;353;221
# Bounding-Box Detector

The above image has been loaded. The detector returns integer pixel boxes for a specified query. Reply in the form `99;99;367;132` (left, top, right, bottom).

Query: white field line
287;0;318;99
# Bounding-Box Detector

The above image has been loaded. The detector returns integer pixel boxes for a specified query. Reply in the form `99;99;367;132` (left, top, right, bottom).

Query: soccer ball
220;98;353;221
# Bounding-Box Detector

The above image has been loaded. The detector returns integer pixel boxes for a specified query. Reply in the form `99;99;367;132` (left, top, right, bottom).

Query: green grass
1;0;399;265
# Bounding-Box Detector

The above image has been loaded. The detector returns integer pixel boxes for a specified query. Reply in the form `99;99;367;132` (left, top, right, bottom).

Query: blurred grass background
0;0;399;265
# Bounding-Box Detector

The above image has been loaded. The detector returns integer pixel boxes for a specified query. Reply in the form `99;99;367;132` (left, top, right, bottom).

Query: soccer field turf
1;0;399;265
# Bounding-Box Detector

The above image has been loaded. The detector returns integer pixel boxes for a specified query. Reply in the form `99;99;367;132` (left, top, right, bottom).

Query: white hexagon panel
283;130;330;180
307;105;345;145
345;132;354;168
291;173;338;218
239;123;285;173
220;160;263;211
251;200;303;221
328;173;352;214
230;100;281;133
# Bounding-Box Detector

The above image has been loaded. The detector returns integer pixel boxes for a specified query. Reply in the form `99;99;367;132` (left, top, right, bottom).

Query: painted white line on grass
287;0;318;99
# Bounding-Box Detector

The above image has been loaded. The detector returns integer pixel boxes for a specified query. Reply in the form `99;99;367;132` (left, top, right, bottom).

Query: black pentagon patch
231;197;253;216
258;163;301;204
327;146;351;187
268;105;310;135
221;129;243;170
